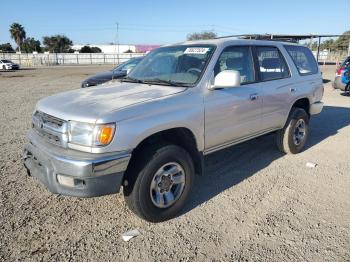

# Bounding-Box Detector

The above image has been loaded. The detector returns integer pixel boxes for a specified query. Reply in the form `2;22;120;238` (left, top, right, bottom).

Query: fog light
57;174;75;187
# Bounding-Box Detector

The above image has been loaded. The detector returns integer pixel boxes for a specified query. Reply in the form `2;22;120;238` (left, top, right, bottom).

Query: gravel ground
0;65;349;261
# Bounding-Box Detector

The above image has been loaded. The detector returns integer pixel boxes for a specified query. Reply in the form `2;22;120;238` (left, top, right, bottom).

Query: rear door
254;45;293;130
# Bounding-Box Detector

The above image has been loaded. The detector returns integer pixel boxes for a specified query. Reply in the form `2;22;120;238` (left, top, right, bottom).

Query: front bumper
310;101;324;115
23;130;131;197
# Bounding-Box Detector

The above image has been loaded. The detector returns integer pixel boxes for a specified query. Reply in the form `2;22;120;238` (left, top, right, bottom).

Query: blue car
341;68;350;94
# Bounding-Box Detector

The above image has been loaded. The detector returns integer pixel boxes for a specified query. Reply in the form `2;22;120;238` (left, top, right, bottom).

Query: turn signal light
98;126;115;145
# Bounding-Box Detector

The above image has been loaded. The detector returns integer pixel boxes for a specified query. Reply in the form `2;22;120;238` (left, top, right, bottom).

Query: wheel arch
291;97;310;116
125;127;204;180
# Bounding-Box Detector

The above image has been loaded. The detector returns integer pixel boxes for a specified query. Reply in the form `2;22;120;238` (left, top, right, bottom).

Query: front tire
276;108;309;154
124;144;195;222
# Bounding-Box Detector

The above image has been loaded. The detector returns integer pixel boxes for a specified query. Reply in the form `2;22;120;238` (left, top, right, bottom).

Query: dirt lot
0;65;349;261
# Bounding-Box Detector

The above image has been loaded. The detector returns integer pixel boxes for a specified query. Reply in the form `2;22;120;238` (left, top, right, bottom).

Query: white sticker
184;47;210;54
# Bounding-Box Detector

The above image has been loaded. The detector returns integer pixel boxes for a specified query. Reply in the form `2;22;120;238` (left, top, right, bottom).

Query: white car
0;59;20;70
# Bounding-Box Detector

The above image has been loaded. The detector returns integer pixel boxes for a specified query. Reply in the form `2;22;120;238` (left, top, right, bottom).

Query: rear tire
123;144;195;222
276;108;309;154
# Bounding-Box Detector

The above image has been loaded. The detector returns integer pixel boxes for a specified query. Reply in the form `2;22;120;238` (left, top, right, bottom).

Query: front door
204;45;263;152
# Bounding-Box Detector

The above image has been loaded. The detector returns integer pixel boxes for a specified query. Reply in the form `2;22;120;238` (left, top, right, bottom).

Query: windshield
114;58;142;72
128;45;215;86
1;60;12;63
340;57;350;69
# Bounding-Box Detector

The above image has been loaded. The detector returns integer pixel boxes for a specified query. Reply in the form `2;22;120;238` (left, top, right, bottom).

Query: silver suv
23;39;324;222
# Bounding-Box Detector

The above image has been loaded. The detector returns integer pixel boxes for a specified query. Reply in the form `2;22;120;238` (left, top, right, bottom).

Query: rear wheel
276;108;309;154
124;144;194;222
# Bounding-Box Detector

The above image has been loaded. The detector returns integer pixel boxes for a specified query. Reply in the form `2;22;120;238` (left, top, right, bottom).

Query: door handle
290;87;297;93
250;93;258;101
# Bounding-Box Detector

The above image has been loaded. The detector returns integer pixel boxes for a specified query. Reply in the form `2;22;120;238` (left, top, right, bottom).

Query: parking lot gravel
0;65;349;261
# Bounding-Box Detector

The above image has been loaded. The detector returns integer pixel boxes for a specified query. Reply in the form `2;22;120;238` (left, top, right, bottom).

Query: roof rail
215;33;349;42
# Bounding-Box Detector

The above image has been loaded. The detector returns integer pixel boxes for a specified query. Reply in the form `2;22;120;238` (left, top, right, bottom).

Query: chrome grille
32;111;68;147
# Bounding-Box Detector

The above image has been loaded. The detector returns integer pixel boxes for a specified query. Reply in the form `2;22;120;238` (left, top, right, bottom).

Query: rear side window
256;46;290;81
284;45;319;75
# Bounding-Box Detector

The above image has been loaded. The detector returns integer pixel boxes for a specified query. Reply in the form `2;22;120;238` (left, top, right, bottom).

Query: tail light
336;68;344;76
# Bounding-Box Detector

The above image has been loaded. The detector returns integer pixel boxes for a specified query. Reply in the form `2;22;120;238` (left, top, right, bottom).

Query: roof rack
215;34;350;61
215;34;345;41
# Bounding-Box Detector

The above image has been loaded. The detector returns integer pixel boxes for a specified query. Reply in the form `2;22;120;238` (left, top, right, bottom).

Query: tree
43;35;73;53
187;31;217;41
124;49;133;53
0;43;14;52
9;23;26;52
21;38;41;53
320;39;335;51
333;30;350;51
79;45;102;53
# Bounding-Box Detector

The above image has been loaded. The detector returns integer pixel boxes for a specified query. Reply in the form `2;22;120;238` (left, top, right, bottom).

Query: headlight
68;121;115;147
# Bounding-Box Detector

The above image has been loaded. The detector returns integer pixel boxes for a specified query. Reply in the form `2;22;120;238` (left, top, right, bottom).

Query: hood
84;71;125;84
85;71;113;83
36;82;187;123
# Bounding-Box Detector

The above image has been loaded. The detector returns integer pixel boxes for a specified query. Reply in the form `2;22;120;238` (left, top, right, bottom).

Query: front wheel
276;108;309;154
124;144;194;222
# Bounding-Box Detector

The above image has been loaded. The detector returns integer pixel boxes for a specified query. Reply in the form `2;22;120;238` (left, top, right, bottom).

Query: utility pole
116;22;120;65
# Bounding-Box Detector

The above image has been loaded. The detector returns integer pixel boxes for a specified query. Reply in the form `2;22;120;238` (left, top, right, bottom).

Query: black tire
123;144;195;222
276;107;309;154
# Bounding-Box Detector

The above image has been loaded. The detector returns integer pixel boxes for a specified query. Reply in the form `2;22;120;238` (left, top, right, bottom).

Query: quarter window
256;46;290;81
214;46;255;84
284;45;319;75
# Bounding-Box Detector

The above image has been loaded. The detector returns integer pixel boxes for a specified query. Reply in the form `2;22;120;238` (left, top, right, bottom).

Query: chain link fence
1;49;348;68
0;52;145;67
312;50;348;64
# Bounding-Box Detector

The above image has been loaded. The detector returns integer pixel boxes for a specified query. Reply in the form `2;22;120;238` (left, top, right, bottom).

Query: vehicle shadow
323;79;331;84
182;105;350;215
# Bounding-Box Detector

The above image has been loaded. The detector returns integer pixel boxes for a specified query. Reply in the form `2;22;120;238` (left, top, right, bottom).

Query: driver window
214;46;255;84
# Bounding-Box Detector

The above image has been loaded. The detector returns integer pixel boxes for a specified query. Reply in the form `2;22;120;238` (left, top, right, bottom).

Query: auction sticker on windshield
184;47;210;54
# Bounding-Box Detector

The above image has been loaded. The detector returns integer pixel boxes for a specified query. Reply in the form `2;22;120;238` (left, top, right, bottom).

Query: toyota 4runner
23;39;324;222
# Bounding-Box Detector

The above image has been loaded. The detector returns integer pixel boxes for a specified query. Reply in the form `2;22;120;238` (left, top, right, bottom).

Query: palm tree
9;23;26;52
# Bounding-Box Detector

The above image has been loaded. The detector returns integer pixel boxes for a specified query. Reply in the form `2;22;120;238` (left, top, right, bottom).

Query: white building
72;44;136;54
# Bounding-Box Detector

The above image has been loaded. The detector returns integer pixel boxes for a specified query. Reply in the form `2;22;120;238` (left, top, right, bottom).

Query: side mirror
210;70;241;90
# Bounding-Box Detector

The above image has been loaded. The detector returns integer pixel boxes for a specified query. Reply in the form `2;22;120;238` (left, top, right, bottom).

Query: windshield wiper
120;76;145;84
143;78;189;87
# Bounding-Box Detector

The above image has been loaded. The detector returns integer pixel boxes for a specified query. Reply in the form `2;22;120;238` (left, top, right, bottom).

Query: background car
81;57;143;88
333;56;350;90
0;59;20;70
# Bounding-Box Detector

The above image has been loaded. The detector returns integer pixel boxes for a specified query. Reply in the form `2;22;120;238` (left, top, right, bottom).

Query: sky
1;0;349;47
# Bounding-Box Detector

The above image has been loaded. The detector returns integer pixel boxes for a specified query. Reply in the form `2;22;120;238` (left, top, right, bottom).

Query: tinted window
117;58;141;72
214;46;255;84
340;56;350;69
284;45;319;75
256;46;290;81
